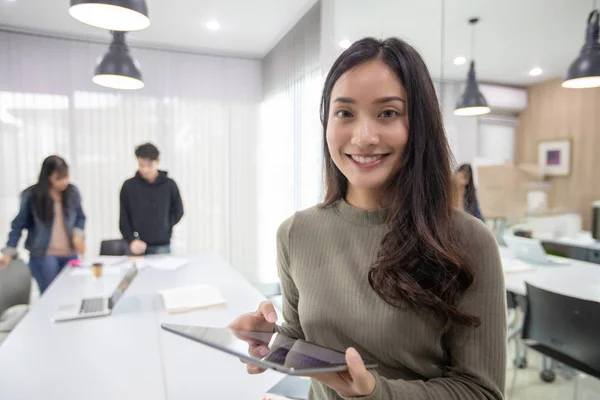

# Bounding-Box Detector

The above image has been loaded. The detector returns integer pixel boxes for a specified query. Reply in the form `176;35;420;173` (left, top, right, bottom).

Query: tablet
161;323;378;375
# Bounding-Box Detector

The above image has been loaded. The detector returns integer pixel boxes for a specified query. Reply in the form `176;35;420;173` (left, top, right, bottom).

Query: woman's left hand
310;348;376;398
72;235;85;257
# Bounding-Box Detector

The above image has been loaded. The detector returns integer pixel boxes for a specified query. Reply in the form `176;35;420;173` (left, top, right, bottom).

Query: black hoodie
119;171;184;246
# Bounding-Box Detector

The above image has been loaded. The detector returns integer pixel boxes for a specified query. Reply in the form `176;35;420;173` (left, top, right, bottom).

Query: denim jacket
464;193;485;223
2;185;86;258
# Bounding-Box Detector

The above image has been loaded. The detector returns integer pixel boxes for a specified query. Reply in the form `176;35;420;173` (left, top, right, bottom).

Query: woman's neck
50;189;62;201
453;185;466;209
345;186;384;210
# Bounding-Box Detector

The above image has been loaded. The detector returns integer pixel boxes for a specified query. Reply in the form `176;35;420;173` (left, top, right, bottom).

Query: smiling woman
230;37;506;400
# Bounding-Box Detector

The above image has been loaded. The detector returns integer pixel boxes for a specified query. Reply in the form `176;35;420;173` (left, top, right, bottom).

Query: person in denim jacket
453;163;485;223
0;156;86;293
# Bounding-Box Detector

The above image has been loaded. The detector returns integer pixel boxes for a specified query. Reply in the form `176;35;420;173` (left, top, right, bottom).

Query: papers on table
79;256;129;268
502;258;537;274
137;257;189;271
159;284;226;314
70;268;123;277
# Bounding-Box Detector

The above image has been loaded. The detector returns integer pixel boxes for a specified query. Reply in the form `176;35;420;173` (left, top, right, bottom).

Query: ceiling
0;0;595;86
0;0;318;58
333;0;595;86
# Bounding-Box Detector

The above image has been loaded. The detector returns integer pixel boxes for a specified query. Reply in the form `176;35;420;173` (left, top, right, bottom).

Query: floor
506;340;578;400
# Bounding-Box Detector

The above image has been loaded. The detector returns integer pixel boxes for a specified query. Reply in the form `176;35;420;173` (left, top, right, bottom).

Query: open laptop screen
109;264;138;308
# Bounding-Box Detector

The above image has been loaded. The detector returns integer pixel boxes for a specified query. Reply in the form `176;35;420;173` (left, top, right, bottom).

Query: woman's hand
228;301;278;374
311;348;376;398
72;235;85;257
0;254;13;270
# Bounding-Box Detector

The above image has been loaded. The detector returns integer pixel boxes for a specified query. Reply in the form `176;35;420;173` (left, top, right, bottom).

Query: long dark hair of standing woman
458;163;477;215
320;37;479;330
34;155;71;226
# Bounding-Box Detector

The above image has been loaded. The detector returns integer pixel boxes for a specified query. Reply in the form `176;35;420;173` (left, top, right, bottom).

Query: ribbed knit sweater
275;199;506;400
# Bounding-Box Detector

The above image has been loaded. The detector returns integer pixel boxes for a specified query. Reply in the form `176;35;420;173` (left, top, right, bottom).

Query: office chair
508;283;600;399
100;239;129;256
0;259;31;344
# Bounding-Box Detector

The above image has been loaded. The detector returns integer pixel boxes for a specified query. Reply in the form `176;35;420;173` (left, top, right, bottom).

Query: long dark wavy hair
320;37;479;330
457;163;478;215
33;155;72;226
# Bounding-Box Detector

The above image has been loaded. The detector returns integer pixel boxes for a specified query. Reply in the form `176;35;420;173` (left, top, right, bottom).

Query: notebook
159;284;226;314
262;376;310;400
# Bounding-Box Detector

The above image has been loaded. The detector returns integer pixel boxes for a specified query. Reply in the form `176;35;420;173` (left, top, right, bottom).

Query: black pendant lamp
93;31;144;90
454;18;490;116
69;0;150;32
562;9;600;89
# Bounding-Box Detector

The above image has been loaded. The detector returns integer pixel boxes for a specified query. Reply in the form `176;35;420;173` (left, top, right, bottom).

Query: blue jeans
145;245;171;255
29;254;78;294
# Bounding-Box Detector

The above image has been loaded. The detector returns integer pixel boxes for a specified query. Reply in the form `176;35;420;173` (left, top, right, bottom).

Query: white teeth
351;155;383;164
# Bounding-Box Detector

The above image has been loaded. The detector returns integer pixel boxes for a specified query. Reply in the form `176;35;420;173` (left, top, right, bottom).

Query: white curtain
0;31;261;282
258;3;323;283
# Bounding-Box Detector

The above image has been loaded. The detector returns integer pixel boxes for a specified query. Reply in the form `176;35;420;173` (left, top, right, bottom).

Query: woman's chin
347;179;388;192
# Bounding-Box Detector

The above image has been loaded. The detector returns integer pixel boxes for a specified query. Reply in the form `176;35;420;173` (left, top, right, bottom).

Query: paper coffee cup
91;263;103;278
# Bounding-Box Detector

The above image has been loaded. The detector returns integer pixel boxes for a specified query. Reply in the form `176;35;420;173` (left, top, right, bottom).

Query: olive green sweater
275;200;506;400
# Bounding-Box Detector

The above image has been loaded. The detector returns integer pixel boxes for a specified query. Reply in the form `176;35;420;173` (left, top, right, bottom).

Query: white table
501;246;600;302
0;254;284;400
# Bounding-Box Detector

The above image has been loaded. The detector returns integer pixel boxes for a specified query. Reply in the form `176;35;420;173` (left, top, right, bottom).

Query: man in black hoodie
119;143;184;255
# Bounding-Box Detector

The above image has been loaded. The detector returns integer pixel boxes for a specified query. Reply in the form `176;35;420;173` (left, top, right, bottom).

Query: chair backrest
0;259;31;315
100;239;129;256
523;282;600;378
506;291;517;309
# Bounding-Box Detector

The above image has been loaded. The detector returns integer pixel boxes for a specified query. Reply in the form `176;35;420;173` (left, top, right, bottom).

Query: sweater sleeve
169;180;184;227
348;218;506;400
119;183;135;243
274;215;306;341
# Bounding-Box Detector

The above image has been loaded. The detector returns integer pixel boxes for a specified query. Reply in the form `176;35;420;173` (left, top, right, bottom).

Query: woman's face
326;59;409;194
49;171;70;192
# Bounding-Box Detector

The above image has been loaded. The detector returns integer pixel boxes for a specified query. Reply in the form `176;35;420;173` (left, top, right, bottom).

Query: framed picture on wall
538;139;571;176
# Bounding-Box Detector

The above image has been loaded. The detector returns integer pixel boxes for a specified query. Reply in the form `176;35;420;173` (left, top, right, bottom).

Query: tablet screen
161;324;374;373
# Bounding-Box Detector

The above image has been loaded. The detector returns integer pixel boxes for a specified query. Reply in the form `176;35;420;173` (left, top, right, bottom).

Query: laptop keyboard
80;298;105;314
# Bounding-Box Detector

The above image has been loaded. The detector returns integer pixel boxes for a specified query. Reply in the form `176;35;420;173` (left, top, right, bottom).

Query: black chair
99;239;129;256
509;283;600;398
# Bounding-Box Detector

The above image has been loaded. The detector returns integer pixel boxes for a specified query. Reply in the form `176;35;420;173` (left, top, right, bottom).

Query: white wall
258;3;323;283
478;117;516;163
437;81;479;166
437;81;518;167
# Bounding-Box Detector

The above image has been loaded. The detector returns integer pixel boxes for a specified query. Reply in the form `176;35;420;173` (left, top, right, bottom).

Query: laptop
52;263;139;322
504;236;570;265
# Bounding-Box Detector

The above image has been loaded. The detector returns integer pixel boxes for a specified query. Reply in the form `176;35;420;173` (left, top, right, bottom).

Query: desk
0;254;284;400
537;232;600;264
501;246;600;302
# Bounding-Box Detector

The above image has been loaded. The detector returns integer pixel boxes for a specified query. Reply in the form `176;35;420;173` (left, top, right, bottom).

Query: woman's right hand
228;301;278;374
0;254;13;270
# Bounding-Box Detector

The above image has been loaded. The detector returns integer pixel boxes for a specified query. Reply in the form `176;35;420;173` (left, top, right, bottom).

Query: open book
159;285;226;314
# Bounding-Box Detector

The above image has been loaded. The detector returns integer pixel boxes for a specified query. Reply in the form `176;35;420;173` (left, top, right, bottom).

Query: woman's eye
379;110;398;118
336;110;353;118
